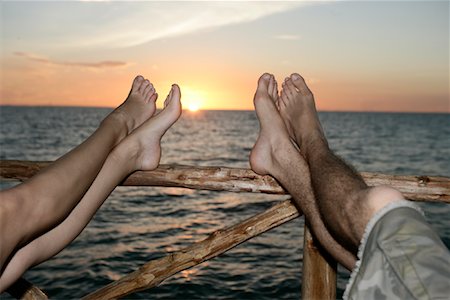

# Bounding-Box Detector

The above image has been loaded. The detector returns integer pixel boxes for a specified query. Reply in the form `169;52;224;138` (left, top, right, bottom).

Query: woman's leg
0;85;181;292
0;76;157;269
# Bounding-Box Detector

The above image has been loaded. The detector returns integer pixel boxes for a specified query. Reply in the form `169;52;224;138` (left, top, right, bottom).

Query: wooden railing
1;160;449;299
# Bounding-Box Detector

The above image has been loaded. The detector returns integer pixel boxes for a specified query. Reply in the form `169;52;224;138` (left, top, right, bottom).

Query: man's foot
114;84;182;172
108;75;158;137
279;73;327;157
249;73;292;175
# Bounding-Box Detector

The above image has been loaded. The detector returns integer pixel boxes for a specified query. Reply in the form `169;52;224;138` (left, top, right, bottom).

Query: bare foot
279;73;327;157
113;84;182;172
107;75;158;138
249;73;292;175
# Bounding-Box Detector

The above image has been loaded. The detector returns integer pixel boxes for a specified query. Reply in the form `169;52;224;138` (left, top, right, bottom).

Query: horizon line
0;104;449;115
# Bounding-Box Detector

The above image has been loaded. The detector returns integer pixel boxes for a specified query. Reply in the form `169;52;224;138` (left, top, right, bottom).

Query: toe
268;75;275;99
290;73;311;95
282;81;293;98
280;90;289;105
170;84;181;102
149;92;158;103
132;75;144;92
139;79;150;93
149;85;156;98
257;73;271;92
254;73;272;103
272;79;279;100
143;84;151;96
285;79;298;95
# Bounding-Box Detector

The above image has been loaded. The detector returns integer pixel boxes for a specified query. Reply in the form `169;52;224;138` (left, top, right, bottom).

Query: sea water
1;106;449;299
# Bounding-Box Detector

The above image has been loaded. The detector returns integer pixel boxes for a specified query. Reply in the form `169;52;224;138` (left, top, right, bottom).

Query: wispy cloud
14;52;130;69
11;2;310;49
118;3;307;47
274;34;301;41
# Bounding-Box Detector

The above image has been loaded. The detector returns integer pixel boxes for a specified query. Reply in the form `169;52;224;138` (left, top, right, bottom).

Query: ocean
1;106;449;299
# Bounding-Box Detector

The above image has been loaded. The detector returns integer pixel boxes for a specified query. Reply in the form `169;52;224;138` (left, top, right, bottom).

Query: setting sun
1;1;448;113
187;103;200;112
182;86;206;112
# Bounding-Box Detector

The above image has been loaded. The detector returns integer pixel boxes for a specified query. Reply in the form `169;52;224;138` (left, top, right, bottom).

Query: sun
187;103;200;112
182;86;206;112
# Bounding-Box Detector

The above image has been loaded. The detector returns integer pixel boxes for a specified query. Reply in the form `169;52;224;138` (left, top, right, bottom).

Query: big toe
255;73;271;100
290;73;311;95
258;73;271;90
169;84;181;102
132;75;144;92
164;84;182;116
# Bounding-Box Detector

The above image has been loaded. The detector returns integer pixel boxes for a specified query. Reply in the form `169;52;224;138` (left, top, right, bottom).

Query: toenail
291;74;301;80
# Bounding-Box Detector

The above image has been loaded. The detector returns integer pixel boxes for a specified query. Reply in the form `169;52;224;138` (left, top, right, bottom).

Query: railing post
301;225;337;300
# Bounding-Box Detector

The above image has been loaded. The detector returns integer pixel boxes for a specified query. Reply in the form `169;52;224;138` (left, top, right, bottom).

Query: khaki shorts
344;201;450;300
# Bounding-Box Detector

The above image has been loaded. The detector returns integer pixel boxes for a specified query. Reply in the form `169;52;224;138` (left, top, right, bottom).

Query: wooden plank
2;160;449;299
1;160;449;203
6;278;48;300
82;199;301;299
301;225;336;300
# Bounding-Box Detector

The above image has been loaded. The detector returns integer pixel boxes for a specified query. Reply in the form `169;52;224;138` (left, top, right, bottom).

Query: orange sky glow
1;1;448;113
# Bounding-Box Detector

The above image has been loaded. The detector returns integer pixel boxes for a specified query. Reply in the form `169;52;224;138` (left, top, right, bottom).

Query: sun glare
183;86;206;112
188;103;200;112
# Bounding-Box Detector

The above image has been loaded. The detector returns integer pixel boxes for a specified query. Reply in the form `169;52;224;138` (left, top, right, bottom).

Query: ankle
101;113;129;143
271;138;298;167
303;134;329;161
110;140;140;174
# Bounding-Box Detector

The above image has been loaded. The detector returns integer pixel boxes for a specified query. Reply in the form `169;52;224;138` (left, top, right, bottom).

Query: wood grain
1;160;449;203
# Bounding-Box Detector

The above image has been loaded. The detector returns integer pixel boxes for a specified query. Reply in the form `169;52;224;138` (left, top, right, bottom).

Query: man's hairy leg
280;73;404;253
249;73;356;269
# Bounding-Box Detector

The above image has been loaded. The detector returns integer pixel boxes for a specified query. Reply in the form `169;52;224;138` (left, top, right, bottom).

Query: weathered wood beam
82;199;302;299
2;160;449;299
6;278;48;300
1;160;449;203
301;225;336;300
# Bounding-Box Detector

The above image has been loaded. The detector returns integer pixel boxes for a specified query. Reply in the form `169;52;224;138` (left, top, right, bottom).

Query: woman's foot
106;75;158;140
113;84;182;172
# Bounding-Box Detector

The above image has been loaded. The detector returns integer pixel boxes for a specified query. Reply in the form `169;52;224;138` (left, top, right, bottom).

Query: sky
0;0;449;112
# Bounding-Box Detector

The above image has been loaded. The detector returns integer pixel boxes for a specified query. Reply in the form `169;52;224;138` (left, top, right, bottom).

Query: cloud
15;2;310;49
120;3;307;47
14;51;130;69
274;34;301;41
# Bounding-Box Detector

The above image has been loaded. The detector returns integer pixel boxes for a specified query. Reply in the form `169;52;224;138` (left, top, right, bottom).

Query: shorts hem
343;200;423;299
